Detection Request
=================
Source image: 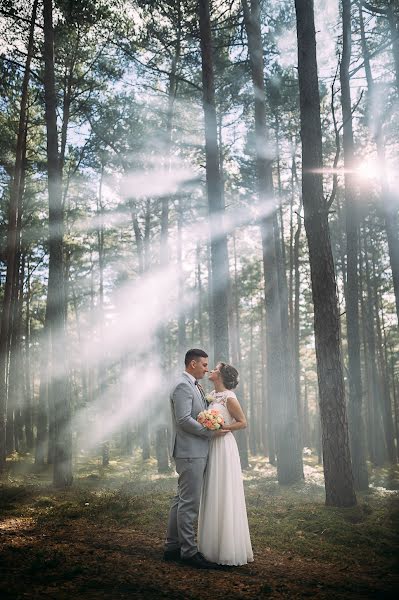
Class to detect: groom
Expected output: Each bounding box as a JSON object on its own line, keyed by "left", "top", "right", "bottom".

{"left": 164, "top": 348, "right": 228, "bottom": 569}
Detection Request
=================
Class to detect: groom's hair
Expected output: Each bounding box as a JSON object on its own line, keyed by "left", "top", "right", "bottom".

{"left": 185, "top": 348, "right": 208, "bottom": 366}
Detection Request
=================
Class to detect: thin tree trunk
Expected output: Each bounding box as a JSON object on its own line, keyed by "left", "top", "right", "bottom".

{"left": 24, "top": 256, "right": 34, "bottom": 450}
{"left": 387, "top": 3, "right": 399, "bottom": 93}
{"left": 371, "top": 240, "right": 396, "bottom": 462}
{"left": 231, "top": 235, "right": 249, "bottom": 467}
{"left": 0, "top": 0, "right": 38, "bottom": 470}
{"left": 358, "top": 232, "right": 373, "bottom": 461}
{"left": 249, "top": 317, "right": 257, "bottom": 455}
{"left": 196, "top": 243, "right": 204, "bottom": 346}
{"left": 359, "top": 1, "right": 399, "bottom": 328}
{"left": 156, "top": 10, "right": 181, "bottom": 473}
{"left": 363, "top": 225, "right": 386, "bottom": 465}
{"left": 177, "top": 197, "right": 186, "bottom": 362}
{"left": 293, "top": 181, "right": 303, "bottom": 449}
{"left": 95, "top": 164, "right": 109, "bottom": 467}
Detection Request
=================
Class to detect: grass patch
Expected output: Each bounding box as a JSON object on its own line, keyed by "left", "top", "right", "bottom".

{"left": 1, "top": 453, "right": 398, "bottom": 577}
{"left": 245, "top": 476, "right": 399, "bottom": 569}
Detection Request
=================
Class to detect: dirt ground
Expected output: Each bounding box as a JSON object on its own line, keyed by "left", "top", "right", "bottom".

{"left": 0, "top": 513, "right": 398, "bottom": 599}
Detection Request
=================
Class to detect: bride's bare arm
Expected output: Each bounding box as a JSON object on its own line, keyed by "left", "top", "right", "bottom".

{"left": 223, "top": 396, "right": 247, "bottom": 431}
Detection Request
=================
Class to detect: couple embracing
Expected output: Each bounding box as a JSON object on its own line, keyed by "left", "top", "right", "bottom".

{"left": 164, "top": 348, "right": 253, "bottom": 569}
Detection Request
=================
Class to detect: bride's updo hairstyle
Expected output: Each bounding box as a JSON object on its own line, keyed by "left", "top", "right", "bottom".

{"left": 218, "top": 362, "right": 239, "bottom": 390}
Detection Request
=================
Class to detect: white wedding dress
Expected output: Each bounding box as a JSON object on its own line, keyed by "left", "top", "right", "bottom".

{"left": 198, "top": 390, "right": 254, "bottom": 566}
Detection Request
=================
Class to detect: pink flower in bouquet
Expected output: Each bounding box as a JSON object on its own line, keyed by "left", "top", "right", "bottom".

{"left": 197, "top": 409, "right": 224, "bottom": 430}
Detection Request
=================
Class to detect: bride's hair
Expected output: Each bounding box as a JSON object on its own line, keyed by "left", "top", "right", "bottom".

{"left": 218, "top": 362, "right": 239, "bottom": 390}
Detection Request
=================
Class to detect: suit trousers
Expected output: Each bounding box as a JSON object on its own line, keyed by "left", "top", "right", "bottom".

{"left": 165, "top": 457, "right": 207, "bottom": 559}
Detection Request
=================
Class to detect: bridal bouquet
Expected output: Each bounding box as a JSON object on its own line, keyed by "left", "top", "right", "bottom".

{"left": 197, "top": 409, "right": 224, "bottom": 430}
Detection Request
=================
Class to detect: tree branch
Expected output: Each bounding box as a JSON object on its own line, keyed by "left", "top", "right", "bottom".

{"left": 361, "top": 1, "right": 388, "bottom": 16}
{"left": 0, "top": 56, "right": 42, "bottom": 82}
{"left": 112, "top": 41, "right": 202, "bottom": 93}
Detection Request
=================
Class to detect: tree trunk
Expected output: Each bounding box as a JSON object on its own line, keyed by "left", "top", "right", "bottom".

{"left": 198, "top": 0, "right": 230, "bottom": 362}
{"left": 295, "top": 0, "right": 356, "bottom": 506}
{"left": 97, "top": 166, "right": 109, "bottom": 467}
{"left": 24, "top": 256, "right": 34, "bottom": 450}
{"left": 340, "top": 0, "right": 369, "bottom": 490}
{"left": 43, "top": 0, "right": 72, "bottom": 488}
{"left": 231, "top": 235, "right": 249, "bottom": 467}
{"left": 358, "top": 241, "right": 373, "bottom": 461}
{"left": 196, "top": 243, "right": 204, "bottom": 346}
{"left": 362, "top": 225, "right": 386, "bottom": 465}
{"left": 242, "top": 0, "right": 303, "bottom": 483}
{"left": 249, "top": 318, "right": 257, "bottom": 455}
{"left": 359, "top": 2, "right": 399, "bottom": 328}
{"left": 293, "top": 184, "right": 303, "bottom": 449}
{"left": 177, "top": 197, "right": 186, "bottom": 362}
{"left": 387, "top": 2, "right": 399, "bottom": 94}
{"left": 0, "top": 0, "right": 38, "bottom": 470}
{"left": 371, "top": 239, "right": 396, "bottom": 462}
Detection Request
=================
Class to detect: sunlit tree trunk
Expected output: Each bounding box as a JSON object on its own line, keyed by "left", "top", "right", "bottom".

{"left": 358, "top": 236, "right": 373, "bottom": 460}
{"left": 295, "top": 0, "right": 356, "bottom": 506}
{"left": 177, "top": 197, "right": 186, "bottom": 361}
{"left": 293, "top": 176, "right": 303, "bottom": 449}
{"left": 248, "top": 317, "right": 257, "bottom": 455}
{"left": 371, "top": 240, "right": 396, "bottom": 462}
{"left": 359, "top": 2, "right": 399, "bottom": 328}
{"left": 340, "top": 0, "right": 369, "bottom": 490}
{"left": 43, "top": 0, "right": 72, "bottom": 488}
{"left": 0, "top": 0, "right": 38, "bottom": 471}
{"left": 386, "top": 2, "right": 399, "bottom": 93}
{"left": 231, "top": 235, "right": 249, "bottom": 467}
{"left": 35, "top": 305, "right": 49, "bottom": 466}
{"left": 24, "top": 256, "right": 34, "bottom": 450}
{"left": 196, "top": 243, "right": 204, "bottom": 346}
{"left": 141, "top": 199, "right": 152, "bottom": 461}
{"left": 8, "top": 256, "right": 22, "bottom": 453}
{"left": 362, "top": 225, "right": 386, "bottom": 465}
{"left": 260, "top": 307, "right": 268, "bottom": 457}
{"left": 95, "top": 164, "right": 109, "bottom": 467}
{"left": 242, "top": 0, "right": 303, "bottom": 482}
{"left": 390, "top": 353, "right": 399, "bottom": 460}
{"left": 155, "top": 7, "right": 182, "bottom": 473}
{"left": 198, "top": 0, "right": 230, "bottom": 362}
{"left": 303, "top": 372, "right": 310, "bottom": 447}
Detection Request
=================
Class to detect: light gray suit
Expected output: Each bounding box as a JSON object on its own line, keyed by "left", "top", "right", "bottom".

{"left": 165, "top": 372, "right": 214, "bottom": 559}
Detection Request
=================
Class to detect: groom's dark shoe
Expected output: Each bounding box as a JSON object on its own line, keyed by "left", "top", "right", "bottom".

{"left": 163, "top": 549, "right": 181, "bottom": 562}
{"left": 180, "top": 552, "right": 221, "bottom": 569}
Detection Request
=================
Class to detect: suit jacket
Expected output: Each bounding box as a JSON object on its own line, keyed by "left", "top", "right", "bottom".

{"left": 169, "top": 372, "right": 213, "bottom": 458}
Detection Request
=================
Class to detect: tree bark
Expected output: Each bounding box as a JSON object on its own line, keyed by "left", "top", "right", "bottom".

{"left": 359, "top": 1, "right": 399, "bottom": 328}
{"left": 0, "top": 0, "right": 38, "bottom": 470}
{"left": 340, "top": 0, "right": 369, "bottom": 490}
{"left": 362, "top": 225, "right": 386, "bottom": 464}
{"left": 24, "top": 256, "right": 34, "bottom": 450}
{"left": 295, "top": 0, "right": 356, "bottom": 506}
{"left": 198, "top": 0, "right": 230, "bottom": 362}
{"left": 242, "top": 0, "right": 303, "bottom": 482}
{"left": 43, "top": 0, "right": 72, "bottom": 488}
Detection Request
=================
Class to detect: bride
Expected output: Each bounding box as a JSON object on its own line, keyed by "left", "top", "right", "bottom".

{"left": 198, "top": 362, "right": 253, "bottom": 566}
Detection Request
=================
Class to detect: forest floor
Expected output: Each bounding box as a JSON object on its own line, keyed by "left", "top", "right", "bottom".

{"left": 0, "top": 452, "right": 398, "bottom": 599}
